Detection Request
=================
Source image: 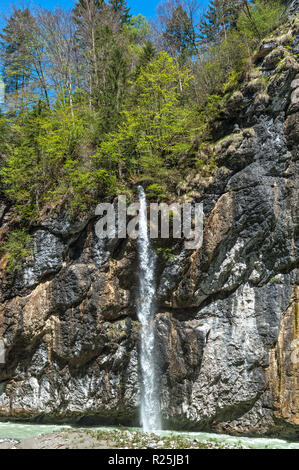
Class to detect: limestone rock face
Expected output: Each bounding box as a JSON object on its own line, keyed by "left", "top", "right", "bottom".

{"left": 0, "top": 6, "right": 298, "bottom": 437}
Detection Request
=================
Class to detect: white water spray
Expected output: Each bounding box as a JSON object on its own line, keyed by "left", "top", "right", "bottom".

{"left": 137, "top": 186, "right": 161, "bottom": 432}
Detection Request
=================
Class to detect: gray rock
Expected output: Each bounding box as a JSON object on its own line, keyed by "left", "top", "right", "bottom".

{"left": 23, "top": 230, "right": 65, "bottom": 287}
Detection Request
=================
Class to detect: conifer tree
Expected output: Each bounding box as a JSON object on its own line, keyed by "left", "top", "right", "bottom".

{"left": 139, "top": 42, "right": 156, "bottom": 68}
{"left": 199, "top": 0, "right": 240, "bottom": 45}
{"left": 0, "top": 9, "right": 34, "bottom": 111}
{"left": 109, "top": 0, "right": 131, "bottom": 26}
{"left": 164, "top": 5, "right": 197, "bottom": 57}
{"left": 73, "top": 0, "right": 105, "bottom": 19}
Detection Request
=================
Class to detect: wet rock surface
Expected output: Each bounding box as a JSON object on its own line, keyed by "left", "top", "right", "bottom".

{"left": 0, "top": 5, "right": 298, "bottom": 438}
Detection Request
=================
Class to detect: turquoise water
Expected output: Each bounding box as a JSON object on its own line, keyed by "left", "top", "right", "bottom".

{"left": 0, "top": 422, "right": 72, "bottom": 440}
{"left": 159, "top": 429, "right": 299, "bottom": 450}
{"left": 0, "top": 422, "right": 298, "bottom": 449}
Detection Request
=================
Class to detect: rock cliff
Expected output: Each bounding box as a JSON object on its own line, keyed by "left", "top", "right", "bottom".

{"left": 0, "top": 2, "right": 298, "bottom": 438}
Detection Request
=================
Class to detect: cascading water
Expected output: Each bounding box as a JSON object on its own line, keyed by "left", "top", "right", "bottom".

{"left": 137, "top": 186, "right": 161, "bottom": 432}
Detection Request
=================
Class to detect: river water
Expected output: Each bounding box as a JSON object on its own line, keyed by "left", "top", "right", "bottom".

{"left": 0, "top": 422, "right": 298, "bottom": 449}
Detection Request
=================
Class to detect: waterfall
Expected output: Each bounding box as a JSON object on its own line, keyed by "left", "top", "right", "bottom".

{"left": 137, "top": 186, "right": 161, "bottom": 432}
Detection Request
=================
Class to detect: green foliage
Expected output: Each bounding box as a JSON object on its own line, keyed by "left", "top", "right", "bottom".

{"left": 63, "top": 162, "right": 116, "bottom": 211}
{"left": 135, "top": 41, "right": 156, "bottom": 75}
{"left": 96, "top": 52, "right": 194, "bottom": 179}
{"left": 0, "top": 102, "right": 116, "bottom": 217}
{"left": 0, "top": 0, "right": 291, "bottom": 248}
{"left": 237, "top": 1, "right": 284, "bottom": 42}
{"left": 124, "top": 15, "right": 151, "bottom": 44}
{"left": 204, "top": 94, "right": 224, "bottom": 121}
{"left": 0, "top": 111, "right": 9, "bottom": 154}
{"left": 194, "top": 156, "right": 217, "bottom": 176}
{"left": 0, "top": 9, "right": 34, "bottom": 108}
{"left": 94, "top": 32, "right": 132, "bottom": 137}
{"left": 192, "top": 33, "right": 247, "bottom": 107}
{"left": 193, "top": 0, "right": 284, "bottom": 108}
{"left": 2, "top": 228, "right": 33, "bottom": 272}
{"left": 157, "top": 247, "right": 176, "bottom": 261}
{"left": 163, "top": 5, "right": 197, "bottom": 58}
{"left": 109, "top": 0, "right": 131, "bottom": 25}
{"left": 199, "top": 0, "right": 240, "bottom": 46}
{"left": 146, "top": 184, "right": 167, "bottom": 201}
{"left": 223, "top": 70, "right": 240, "bottom": 93}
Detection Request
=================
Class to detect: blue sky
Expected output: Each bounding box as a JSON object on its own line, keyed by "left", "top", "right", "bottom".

{"left": 0, "top": 0, "right": 209, "bottom": 21}
{"left": 0, "top": 1, "right": 158, "bottom": 19}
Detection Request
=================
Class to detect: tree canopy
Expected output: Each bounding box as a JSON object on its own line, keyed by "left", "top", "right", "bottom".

{"left": 0, "top": 0, "right": 285, "bottom": 223}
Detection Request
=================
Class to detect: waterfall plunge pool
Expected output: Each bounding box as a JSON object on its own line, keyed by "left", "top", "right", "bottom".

{"left": 0, "top": 422, "right": 298, "bottom": 449}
